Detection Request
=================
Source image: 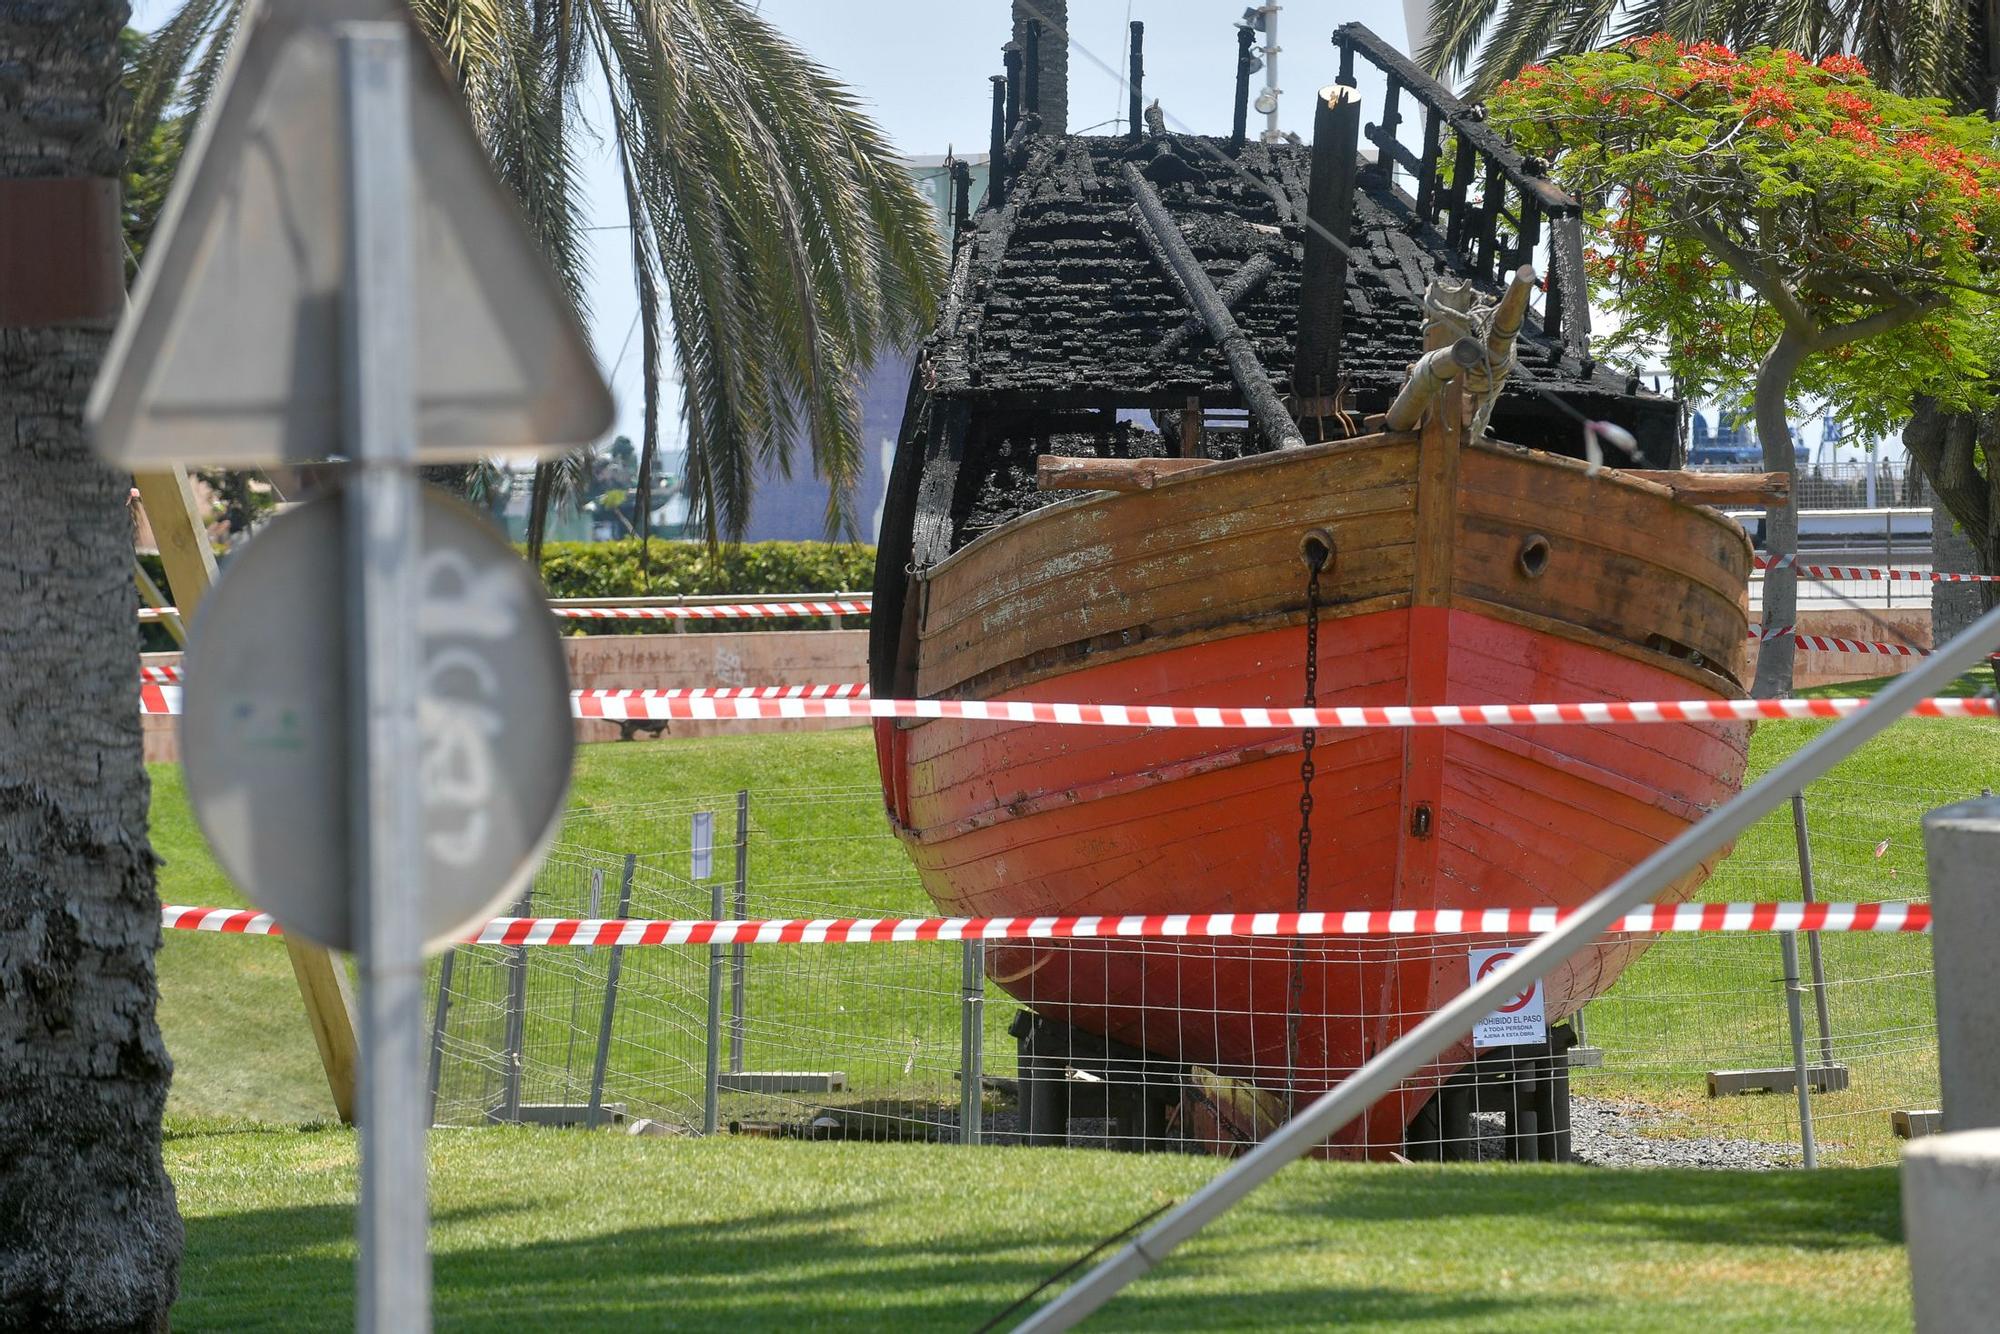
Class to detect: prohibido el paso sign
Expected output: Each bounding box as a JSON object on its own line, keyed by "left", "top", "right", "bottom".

{"left": 1468, "top": 947, "right": 1549, "bottom": 1050}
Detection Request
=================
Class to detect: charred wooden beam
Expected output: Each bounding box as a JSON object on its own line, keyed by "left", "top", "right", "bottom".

{"left": 1156, "top": 252, "right": 1275, "bottom": 358}
{"left": 1036, "top": 456, "right": 1215, "bottom": 492}
{"left": 1414, "top": 108, "right": 1442, "bottom": 220}
{"left": 1443, "top": 133, "right": 1476, "bottom": 251}
{"left": 1619, "top": 470, "right": 1792, "bottom": 506}
{"left": 1333, "top": 22, "right": 1573, "bottom": 215}
{"left": 1180, "top": 395, "right": 1203, "bottom": 458}
{"left": 1291, "top": 84, "right": 1362, "bottom": 432}
{"left": 1378, "top": 76, "right": 1403, "bottom": 166}
{"left": 1475, "top": 160, "right": 1503, "bottom": 273}
{"left": 1511, "top": 164, "right": 1545, "bottom": 271}
{"left": 1004, "top": 44, "right": 1022, "bottom": 132}
{"left": 987, "top": 76, "right": 1008, "bottom": 208}
{"left": 950, "top": 159, "right": 971, "bottom": 247}
{"left": 1231, "top": 26, "right": 1256, "bottom": 153}
{"left": 1023, "top": 22, "right": 1042, "bottom": 118}
{"left": 1012, "top": 6, "right": 1065, "bottom": 133}
{"left": 1128, "top": 21, "right": 1144, "bottom": 140}
{"left": 1545, "top": 210, "right": 1591, "bottom": 356}
{"left": 1121, "top": 160, "right": 1305, "bottom": 451}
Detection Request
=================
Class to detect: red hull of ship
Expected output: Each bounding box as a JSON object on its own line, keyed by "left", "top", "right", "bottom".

{"left": 875, "top": 607, "right": 1745, "bottom": 1153}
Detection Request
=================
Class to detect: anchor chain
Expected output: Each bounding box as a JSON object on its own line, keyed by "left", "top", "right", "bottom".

{"left": 1286, "top": 541, "right": 1327, "bottom": 1106}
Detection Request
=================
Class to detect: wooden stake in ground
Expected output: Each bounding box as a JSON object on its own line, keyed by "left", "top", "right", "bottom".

{"left": 134, "top": 467, "right": 361, "bottom": 1124}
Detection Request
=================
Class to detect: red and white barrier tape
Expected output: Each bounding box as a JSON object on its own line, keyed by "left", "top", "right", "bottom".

{"left": 160, "top": 901, "right": 1932, "bottom": 942}
{"left": 135, "top": 669, "right": 864, "bottom": 695}
{"left": 551, "top": 599, "right": 870, "bottom": 620}
{"left": 141, "top": 596, "right": 870, "bottom": 624}
{"left": 1757, "top": 554, "right": 2000, "bottom": 584}
{"left": 135, "top": 684, "right": 1999, "bottom": 726}
{"left": 1750, "top": 625, "right": 1931, "bottom": 658}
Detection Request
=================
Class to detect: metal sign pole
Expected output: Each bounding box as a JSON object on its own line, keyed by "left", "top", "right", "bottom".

{"left": 339, "top": 24, "right": 430, "bottom": 1332}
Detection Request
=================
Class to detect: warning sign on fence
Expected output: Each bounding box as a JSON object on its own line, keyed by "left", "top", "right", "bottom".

{"left": 1469, "top": 947, "right": 1547, "bottom": 1050}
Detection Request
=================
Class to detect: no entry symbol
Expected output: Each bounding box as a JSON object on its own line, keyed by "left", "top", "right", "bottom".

{"left": 1475, "top": 949, "right": 1536, "bottom": 1013}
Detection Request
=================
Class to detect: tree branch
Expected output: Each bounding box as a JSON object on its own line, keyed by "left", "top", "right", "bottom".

{"left": 1678, "top": 208, "right": 1814, "bottom": 332}
{"left": 1816, "top": 292, "right": 1949, "bottom": 349}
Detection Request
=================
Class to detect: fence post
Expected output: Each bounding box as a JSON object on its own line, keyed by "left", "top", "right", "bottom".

{"left": 960, "top": 939, "right": 985, "bottom": 1145}
{"left": 500, "top": 885, "right": 532, "bottom": 1123}
{"left": 705, "top": 872, "right": 724, "bottom": 1135}
{"left": 1790, "top": 791, "right": 1837, "bottom": 1065}
{"left": 730, "top": 789, "right": 748, "bottom": 1076}
{"left": 1886, "top": 507, "right": 1895, "bottom": 608}
{"left": 587, "top": 854, "right": 638, "bottom": 1130}
{"left": 425, "top": 950, "right": 455, "bottom": 1126}
{"left": 1925, "top": 795, "right": 2000, "bottom": 1131}
{"left": 1779, "top": 930, "right": 1819, "bottom": 1168}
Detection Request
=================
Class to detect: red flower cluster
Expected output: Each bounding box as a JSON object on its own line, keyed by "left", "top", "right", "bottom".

{"left": 1817, "top": 53, "right": 1868, "bottom": 79}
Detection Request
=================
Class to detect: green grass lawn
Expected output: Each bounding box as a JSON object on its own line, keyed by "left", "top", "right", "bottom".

{"left": 165, "top": 1121, "right": 1910, "bottom": 1331}
{"left": 149, "top": 679, "right": 1985, "bottom": 1327}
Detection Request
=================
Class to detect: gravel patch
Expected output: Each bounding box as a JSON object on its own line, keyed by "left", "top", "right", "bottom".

{"left": 1561, "top": 1096, "right": 1800, "bottom": 1170}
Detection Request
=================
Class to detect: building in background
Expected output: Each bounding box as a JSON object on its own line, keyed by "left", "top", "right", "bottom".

{"left": 739, "top": 154, "right": 988, "bottom": 543}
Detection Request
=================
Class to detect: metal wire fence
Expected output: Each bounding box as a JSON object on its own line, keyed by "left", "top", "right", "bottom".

{"left": 426, "top": 772, "right": 1975, "bottom": 1165}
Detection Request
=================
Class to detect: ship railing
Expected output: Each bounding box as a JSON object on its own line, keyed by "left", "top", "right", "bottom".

{"left": 1332, "top": 23, "right": 1591, "bottom": 364}
{"left": 1019, "top": 597, "right": 2000, "bottom": 1331}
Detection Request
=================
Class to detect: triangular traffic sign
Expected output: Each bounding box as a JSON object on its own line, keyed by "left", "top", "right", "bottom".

{"left": 87, "top": 0, "right": 613, "bottom": 466}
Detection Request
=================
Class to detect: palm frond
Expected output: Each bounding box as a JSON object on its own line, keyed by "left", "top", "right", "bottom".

{"left": 132, "top": 0, "right": 956, "bottom": 548}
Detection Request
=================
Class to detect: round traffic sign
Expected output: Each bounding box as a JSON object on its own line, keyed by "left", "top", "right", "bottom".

{"left": 179, "top": 486, "right": 573, "bottom": 952}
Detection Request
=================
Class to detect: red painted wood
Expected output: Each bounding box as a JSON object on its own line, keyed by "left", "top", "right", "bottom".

{"left": 876, "top": 607, "right": 1748, "bottom": 1155}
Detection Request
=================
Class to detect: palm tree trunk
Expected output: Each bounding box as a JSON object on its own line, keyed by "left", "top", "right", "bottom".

{"left": 0, "top": 0, "right": 183, "bottom": 1326}
{"left": 1749, "top": 327, "right": 1811, "bottom": 697}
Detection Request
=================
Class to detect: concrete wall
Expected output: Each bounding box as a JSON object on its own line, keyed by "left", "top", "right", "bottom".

{"left": 1745, "top": 608, "right": 1934, "bottom": 689}
{"left": 142, "top": 628, "right": 870, "bottom": 764}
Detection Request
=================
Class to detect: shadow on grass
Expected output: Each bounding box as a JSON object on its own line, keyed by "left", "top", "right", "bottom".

{"left": 1267, "top": 1163, "right": 1903, "bottom": 1251}
{"left": 174, "top": 1203, "right": 1559, "bottom": 1331}
{"left": 175, "top": 1163, "right": 1896, "bottom": 1331}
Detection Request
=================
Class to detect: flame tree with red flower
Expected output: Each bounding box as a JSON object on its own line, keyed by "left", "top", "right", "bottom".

{"left": 1491, "top": 39, "right": 2000, "bottom": 694}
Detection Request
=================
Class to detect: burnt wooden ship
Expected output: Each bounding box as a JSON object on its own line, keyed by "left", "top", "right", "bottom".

{"left": 871, "top": 23, "right": 1760, "bottom": 1155}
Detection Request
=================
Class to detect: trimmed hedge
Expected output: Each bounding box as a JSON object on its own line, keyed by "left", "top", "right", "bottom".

{"left": 538, "top": 540, "right": 876, "bottom": 634}
{"left": 136, "top": 540, "right": 875, "bottom": 651}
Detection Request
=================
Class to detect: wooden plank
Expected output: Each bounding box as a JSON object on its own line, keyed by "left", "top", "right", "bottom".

{"left": 133, "top": 468, "right": 217, "bottom": 618}
{"left": 133, "top": 467, "right": 361, "bottom": 1124}
{"left": 1036, "top": 456, "right": 1215, "bottom": 491}
{"left": 918, "top": 446, "right": 1424, "bottom": 696}
{"left": 1619, "top": 469, "right": 1790, "bottom": 506}
{"left": 1411, "top": 379, "right": 1463, "bottom": 607}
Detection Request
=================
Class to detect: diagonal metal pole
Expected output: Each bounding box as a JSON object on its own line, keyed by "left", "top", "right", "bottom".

{"left": 1019, "top": 599, "right": 2000, "bottom": 1332}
